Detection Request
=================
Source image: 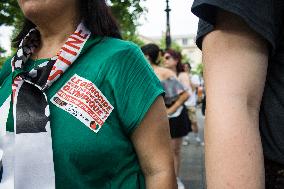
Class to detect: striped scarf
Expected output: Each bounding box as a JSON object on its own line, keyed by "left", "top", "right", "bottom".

{"left": 0, "top": 23, "right": 90, "bottom": 189}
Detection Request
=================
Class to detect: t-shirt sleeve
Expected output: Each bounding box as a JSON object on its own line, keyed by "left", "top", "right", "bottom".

{"left": 191, "top": 0, "right": 276, "bottom": 51}
{"left": 111, "top": 43, "right": 165, "bottom": 135}
{"left": 0, "top": 58, "right": 12, "bottom": 86}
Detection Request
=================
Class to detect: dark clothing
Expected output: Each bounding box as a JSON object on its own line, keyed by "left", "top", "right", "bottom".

{"left": 265, "top": 158, "right": 284, "bottom": 189}
{"left": 169, "top": 107, "right": 191, "bottom": 138}
{"left": 192, "top": 0, "right": 283, "bottom": 52}
{"left": 160, "top": 77, "right": 191, "bottom": 138}
{"left": 201, "top": 95, "right": 206, "bottom": 116}
{"left": 191, "top": 0, "right": 284, "bottom": 167}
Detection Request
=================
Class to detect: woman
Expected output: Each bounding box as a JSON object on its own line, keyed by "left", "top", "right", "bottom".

{"left": 162, "top": 49, "right": 192, "bottom": 188}
{"left": 141, "top": 44, "right": 191, "bottom": 189}
{"left": 0, "top": 1, "right": 176, "bottom": 189}
{"left": 183, "top": 62, "right": 203, "bottom": 145}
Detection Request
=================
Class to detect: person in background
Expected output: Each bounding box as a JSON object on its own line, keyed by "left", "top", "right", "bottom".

{"left": 0, "top": 1, "right": 177, "bottom": 188}
{"left": 191, "top": 0, "right": 284, "bottom": 188}
{"left": 142, "top": 44, "right": 191, "bottom": 189}
{"left": 183, "top": 62, "right": 203, "bottom": 145}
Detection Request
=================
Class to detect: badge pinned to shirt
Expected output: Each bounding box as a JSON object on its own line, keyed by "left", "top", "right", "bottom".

{"left": 51, "top": 74, "right": 114, "bottom": 133}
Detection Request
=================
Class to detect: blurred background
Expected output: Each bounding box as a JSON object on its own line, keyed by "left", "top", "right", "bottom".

{"left": 0, "top": 0, "right": 202, "bottom": 74}
{"left": 0, "top": 2, "right": 205, "bottom": 188}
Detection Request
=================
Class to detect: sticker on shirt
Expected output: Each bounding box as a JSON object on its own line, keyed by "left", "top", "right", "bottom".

{"left": 51, "top": 74, "right": 114, "bottom": 133}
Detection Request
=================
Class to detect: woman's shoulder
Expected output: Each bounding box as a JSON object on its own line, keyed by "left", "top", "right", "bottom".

{"left": 83, "top": 36, "right": 144, "bottom": 68}
{"left": 100, "top": 37, "right": 141, "bottom": 54}
{"left": 178, "top": 72, "right": 188, "bottom": 78}
{"left": 86, "top": 36, "right": 143, "bottom": 64}
{"left": 156, "top": 67, "right": 176, "bottom": 80}
{"left": 0, "top": 58, "right": 12, "bottom": 85}
{"left": 0, "top": 58, "right": 12, "bottom": 75}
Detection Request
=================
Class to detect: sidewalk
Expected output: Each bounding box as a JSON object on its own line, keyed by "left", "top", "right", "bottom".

{"left": 180, "top": 108, "right": 206, "bottom": 189}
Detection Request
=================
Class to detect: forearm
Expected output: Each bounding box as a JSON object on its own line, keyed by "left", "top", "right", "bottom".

{"left": 131, "top": 96, "right": 177, "bottom": 189}
{"left": 205, "top": 100, "right": 264, "bottom": 189}
{"left": 167, "top": 102, "right": 182, "bottom": 115}
{"left": 167, "top": 92, "right": 189, "bottom": 115}
{"left": 145, "top": 170, "right": 177, "bottom": 189}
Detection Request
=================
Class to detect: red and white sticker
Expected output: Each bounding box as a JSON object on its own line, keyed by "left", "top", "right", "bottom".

{"left": 51, "top": 74, "right": 114, "bottom": 133}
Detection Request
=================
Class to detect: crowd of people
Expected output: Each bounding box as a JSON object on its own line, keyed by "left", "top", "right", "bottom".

{"left": 3, "top": 0, "right": 283, "bottom": 188}
{"left": 141, "top": 43, "right": 204, "bottom": 189}
{"left": 0, "top": 1, "right": 204, "bottom": 189}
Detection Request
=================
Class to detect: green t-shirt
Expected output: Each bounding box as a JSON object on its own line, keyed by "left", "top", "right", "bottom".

{"left": 0, "top": 36, "right": 164, "bottom": 189}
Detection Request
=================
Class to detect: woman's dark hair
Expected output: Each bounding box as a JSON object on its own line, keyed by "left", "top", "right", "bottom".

{"left": 183, "top": 62, "right": 191, "bottom": 70}
{"left": 141, "top": 43, "right": 160, "bottom": 65}
{"left": 165, "top": 49, "right": 184, "bottom": 74}
{"left": 13, "top": 0, "right": 121, "bottom": 47}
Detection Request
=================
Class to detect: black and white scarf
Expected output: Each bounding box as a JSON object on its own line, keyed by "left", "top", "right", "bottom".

{"left": 0, "top": 23, "right": 90, "bottom": 189}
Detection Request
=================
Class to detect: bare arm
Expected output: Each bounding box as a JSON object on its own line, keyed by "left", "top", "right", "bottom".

{"left": 131, "top": 96, "right": 177, "bottom": 189}
{"left": 166, "top": 91, "right": 189, "bottom": 115}
{"left": 203, "top": 10, "right": 268, "bottom": 189}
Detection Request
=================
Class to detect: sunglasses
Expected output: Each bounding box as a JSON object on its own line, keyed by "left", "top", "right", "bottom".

{"left": 164, "top": 55, "right": 172, "bottom": 60}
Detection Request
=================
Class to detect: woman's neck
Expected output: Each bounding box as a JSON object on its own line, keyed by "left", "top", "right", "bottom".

{"left": 168, "top": 66, "right": 177, "bottom": 74}
{"left": 31, "top": 15, "right": 79, "bottom": 60}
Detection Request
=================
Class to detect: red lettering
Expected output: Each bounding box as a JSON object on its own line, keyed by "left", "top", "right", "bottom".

{"left": 96, "top": 109, "right": 103, "bottom": 117}
{"left": 63, "top": 85, "right": 70, "bottom": 92}
{"left": 80, "top": 82, "right": 87, "bottom": 87}
{"left": 72, "top": 90, "right": 85, "bottom": 99}
{"left": 103, "top": 101, "right": 109, "bottom": 107}
{"left": 82, "top": 95, "right": 90, "bottom": 103}
{"left": 86, "top": 83, "right": 93, "bottom": 90}
{"left": 98, "top": 95, "right": 103, "bottom": 103}
{"left": 65, "top": 36, "right": 84, "bottom": 50}
{"left": 71, "top": 77, "right": 81, "bottom": 84}
{"left": 58, "top": 55, "right": 71, "bottom": 65}
{"left": 61, "top": 47, "right": 77, "bottom": 56}
{"left": 106, "top": 106, "right": 112, "bottom": 112}
{"left": 48, "top": 68, "right": 63, "bottom": 81}
{"left": 90, "top": 86, "right": 96, "bottom": 93}
{"left": 94, "top": 91, "right": 100, "bottom": 98}
{"left": 74, "top": 30, "right": 88, "bottom": 39}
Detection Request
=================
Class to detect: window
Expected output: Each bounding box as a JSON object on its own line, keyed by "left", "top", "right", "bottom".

{"left": 182, "top": 38, "right": 188, "bottom": 46}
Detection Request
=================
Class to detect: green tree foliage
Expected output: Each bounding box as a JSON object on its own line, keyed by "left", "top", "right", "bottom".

{"left": 0, "top": 46, "right": 7, "bottom": 68}
{"left": 192, "top": 62, "right": 204, "bottom": 75}
{"left": 0, "top": 0, "right": 146, "bottom": 67}
{"left": 0, "top": 0, "right": 145, "bottom": 43}
{"left": 0, "top": 0, "right": 22, "bottom": 26}
{"left": 110, "top": 0, "right": 146, "bottom": 44}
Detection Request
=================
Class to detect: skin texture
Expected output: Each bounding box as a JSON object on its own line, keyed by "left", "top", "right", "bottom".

{"left": 131, "top": 96, "right": 177, "bottom": 189}
{"left": 18, "top": 0, "right": 80, "bottom": 59}
{"left": 202, "top": 10, "right": 268, "bottom": 189}
{"left": 162, "top": 53, "right": 190, "bottom": 179}
{"left": 17, "top": 1, "right": 177, "bottom": 188}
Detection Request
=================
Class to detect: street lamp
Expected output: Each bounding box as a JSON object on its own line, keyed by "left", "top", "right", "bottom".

{"left": 165, "top": 0, "right": 171, "bottom": 50}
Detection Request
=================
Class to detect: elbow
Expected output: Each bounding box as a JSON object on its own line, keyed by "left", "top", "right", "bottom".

{"left": 246, "top": 94, "right": 262, "bottom": 117}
